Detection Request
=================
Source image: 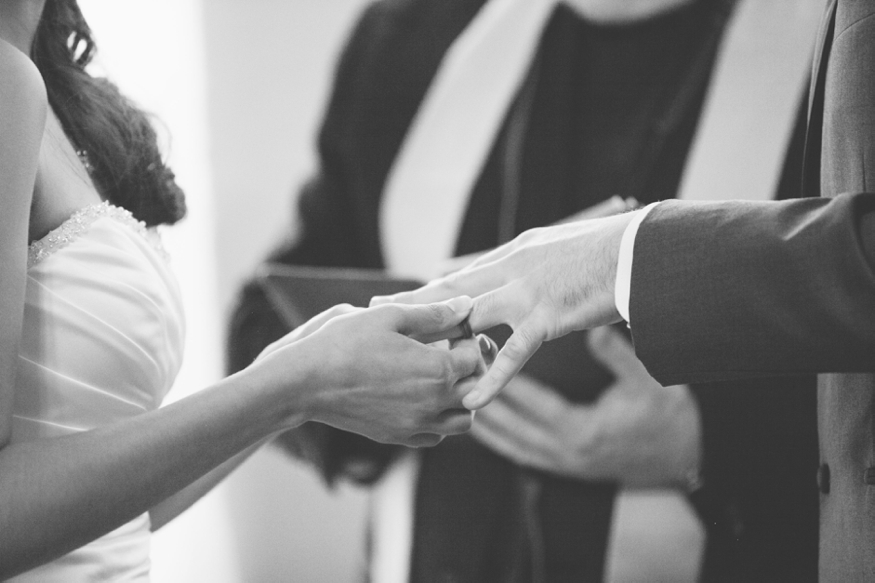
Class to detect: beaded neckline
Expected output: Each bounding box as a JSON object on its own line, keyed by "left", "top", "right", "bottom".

{"left": 28, "top": 202, "right": 167, "bottom": 269}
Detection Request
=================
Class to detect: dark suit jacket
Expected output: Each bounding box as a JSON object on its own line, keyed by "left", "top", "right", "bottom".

{"left": 228, "top": 0, "right": 818, "bottom": 580}
{"left": 630, "top": 1, "right": 875, "bottom": 580}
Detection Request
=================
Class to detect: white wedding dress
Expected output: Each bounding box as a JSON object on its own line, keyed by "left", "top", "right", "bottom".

{"left": 8, "top": 202, "right": 185, "bottom": 582}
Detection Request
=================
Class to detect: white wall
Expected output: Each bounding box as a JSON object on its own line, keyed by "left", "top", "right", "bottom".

{"left": 204, "top": 0, "right": 369, "bottom": 313}
{"left": 78, "top": 1, "right": 240, "bottom": 581}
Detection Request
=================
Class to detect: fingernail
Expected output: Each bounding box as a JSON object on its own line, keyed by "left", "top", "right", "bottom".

{"left": 463, "top": 390, "right": 480, "bottom": 410}
{"left": 444, "top": 295, "right": 472, "bottom": 315}
{"left": 478, "top": 335, "right": 496, "bottom": 357}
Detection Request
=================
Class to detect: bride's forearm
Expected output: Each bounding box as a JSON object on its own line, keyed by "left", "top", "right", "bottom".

{"left": 148, "top": 436, "right": 269, "bottom": 531}
{"left": 0, "top": 365, "right": 312, "bottom": 579}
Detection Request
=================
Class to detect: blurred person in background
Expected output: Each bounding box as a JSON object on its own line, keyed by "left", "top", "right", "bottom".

{"left": 228, "top": 0, "right": 820, "bottom": 581}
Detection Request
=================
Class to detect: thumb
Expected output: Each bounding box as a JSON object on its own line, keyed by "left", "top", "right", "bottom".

{"left": 388, "top": 296, "right": 474, "bottom": 343}
{"left": 586, "top": 326, "right": 640, "bottom": 374}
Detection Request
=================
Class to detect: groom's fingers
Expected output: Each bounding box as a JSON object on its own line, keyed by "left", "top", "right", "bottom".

{"left": 466, "top": 284, "right": 523, "bottom": 333}
{"left": 463, "top": 321, "right": 544, "bottom": 410}
{"left": 377, "top": 296, "right": 472, "bottom": 340}
{"left": 372, "top": 260, "right": 510, "bottom": 308}
{"left": 458, "top": 238, "right": 520, "bottom": 270}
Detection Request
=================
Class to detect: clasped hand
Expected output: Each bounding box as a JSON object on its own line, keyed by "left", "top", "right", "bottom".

{"left": 250, "top": 296, "right": 494, "bottom": 447}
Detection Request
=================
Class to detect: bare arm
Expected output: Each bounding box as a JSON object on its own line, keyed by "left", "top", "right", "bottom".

{"left": 1, "top": 297, "right": 482, "bottom": 578}
{"left": 150, "top": 304, "right": 367, "bottom": 530}
{"left": 148, "top": 440, "right": 266, "bottom": 531}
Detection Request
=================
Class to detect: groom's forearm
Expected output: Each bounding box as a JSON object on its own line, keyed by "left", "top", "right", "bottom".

{"left": 628, "top": 193, "right": 875, "bottom": 384}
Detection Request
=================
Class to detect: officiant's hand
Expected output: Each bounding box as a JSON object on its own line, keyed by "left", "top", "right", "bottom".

{"left": 250, "top": 296, "right": 490, "bottom": 447}
{"left": 373, "top": 210, "right": 640, "bottom": 409}
{"left": 472, "top": 327, "right": 701, "bottom": 489}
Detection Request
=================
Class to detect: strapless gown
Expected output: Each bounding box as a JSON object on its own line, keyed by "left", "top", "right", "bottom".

{"left": 8, "top": 202, "right": 185, "bottom": 582}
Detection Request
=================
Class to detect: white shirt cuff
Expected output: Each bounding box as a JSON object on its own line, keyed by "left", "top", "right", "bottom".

{"left": 615, "top": 202, "right": 661, "bottom": 323}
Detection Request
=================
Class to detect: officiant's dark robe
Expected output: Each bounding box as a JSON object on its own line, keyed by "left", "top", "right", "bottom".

{"left": 228, "top": 0, "right": 818, "bottom": 581}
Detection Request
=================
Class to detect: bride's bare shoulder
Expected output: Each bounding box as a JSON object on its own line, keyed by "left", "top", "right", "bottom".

{"left": 0, "top": 38, "right": 47, "bottom": 233}
{"left": 0, "top": 38, "right": 47, "bottom": 139}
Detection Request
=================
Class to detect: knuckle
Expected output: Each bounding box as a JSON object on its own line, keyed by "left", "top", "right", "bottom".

{"left": 372, "top": 302, "right": 399, "bottom": 316}
{"left": 428, "top": 352, "right": 452, "bottom": 382}
{"left": 441, "top": 271, "right": 463, "bottom": 291}
{"left": 326, "top": 303, "right": 356, "bottom": 319}
{"left": 517, "top": 226, "right": 543, "bottom": 245}
{"left": 370, "top": 302, "right": 404, "bottom": 325}
{"left": 505, "top": 331, "right": 534, "bottom": 361}
{"left": 327, "top": 305, "right": 360, "bottom": 326}
{"left": 424, "top": 302, "right": 448, "bottom": 324}
{"left": 474, "top": 292, "right": 495, "bottom": 316}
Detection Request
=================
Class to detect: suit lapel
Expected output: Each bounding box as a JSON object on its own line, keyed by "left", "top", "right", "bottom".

{"left": 806, "top": 0, "right": 837, "bottom": 121}
{"left": 801, "top": 0, "right": 837, "bottom": 198}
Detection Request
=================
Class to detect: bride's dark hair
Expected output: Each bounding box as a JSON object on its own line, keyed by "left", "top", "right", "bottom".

{"left": 32, "top": 0, "right": 186, "bottom": 227}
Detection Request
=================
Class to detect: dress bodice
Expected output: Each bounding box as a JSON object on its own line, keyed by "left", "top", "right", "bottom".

{"left": 9, "top": 202, "right": 185, "bottom": 582}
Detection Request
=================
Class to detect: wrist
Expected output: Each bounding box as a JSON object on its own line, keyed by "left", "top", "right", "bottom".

{"left": 615, "top": 203, "right": 660, "bottom": 322}
{"left": 238, "top": 342, "right": 317, "bottom": 433}
{"left": 591, "top": 211, "right": 639, "bottom": 323}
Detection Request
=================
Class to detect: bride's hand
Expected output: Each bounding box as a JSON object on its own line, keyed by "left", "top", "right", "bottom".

{"left": 255, "top": 303, "right": 362, "bottom": 361}
{"left": 248, "top": 297, "right": 488, "bottom": 447}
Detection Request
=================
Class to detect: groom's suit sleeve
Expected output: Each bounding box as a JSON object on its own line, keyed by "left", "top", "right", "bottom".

{"left": 628, "top": 192, "right": 875, "bottom": 580}
{"left": 629, "top": 192, "right": 875, "bottom": 384}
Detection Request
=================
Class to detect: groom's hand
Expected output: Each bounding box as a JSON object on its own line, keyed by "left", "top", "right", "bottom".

{"left": 373, "top": 210, "right": 639, "bottom": 409}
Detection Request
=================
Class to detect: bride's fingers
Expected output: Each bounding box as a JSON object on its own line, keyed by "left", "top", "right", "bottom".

{"left": 430, "top": 337, "right": 481, "bottom": 386}
{"left": 451, "top": 371, "right": 481, "bottom": 402}
{"left": 436, "top": 408, "right": 475, "bottom": 434}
